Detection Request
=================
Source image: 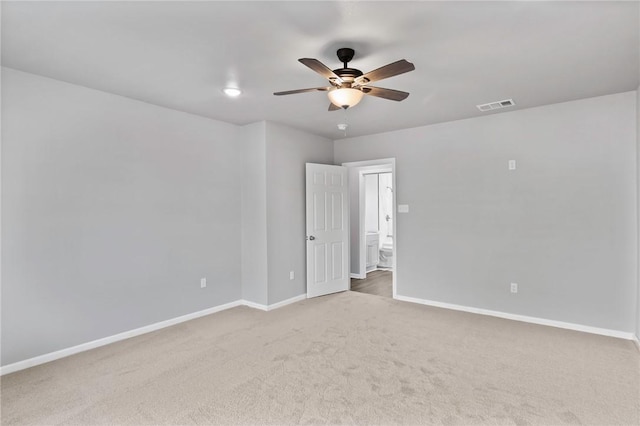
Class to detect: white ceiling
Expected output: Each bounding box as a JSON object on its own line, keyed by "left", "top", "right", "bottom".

{"left": 2, "top": 1, "right": 638, "bottom": 139}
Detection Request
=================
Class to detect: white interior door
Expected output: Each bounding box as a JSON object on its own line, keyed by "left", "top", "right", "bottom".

{"left": 306, "top": 163, "right": 349, "bottom": 298}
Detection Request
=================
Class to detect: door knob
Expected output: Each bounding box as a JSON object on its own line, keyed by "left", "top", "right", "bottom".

{"left": 307, "top": 235, "right": 316, "bottom": 241}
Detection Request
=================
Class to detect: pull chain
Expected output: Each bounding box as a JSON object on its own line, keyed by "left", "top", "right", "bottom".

{"left": 337, "top": 107, "right": 349, "bottom": 137}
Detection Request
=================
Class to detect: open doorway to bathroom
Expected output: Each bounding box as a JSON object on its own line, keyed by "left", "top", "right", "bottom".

{"left": 342, "top": 159, "right": 396, "bottom": 299}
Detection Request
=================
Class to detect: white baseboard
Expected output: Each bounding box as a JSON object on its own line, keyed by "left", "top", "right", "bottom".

{"left": 7, "top": 293, "right": 627, "bottom": 376}
{"left": 240, "top": 300, "right": 269, "bottom": 311}
{"left": 394, "top": 294, "right": 636, "bottom": 341}
{"left": 241, "top": 293, "right": 306, "bottom": 311}
{"left": 1, "top": 293, "right": 311, "bottom": 376}
{"left": 350, "top": 273, "right": 365, "bottom": 279}
{"left": 1, "top": 293, "right": 310, "bottom": 376}
{"left": 0, "top": 300, "right": 244, "bottom": 376}
{"left": 264, "top": 294, "right": 307, "bottom": 310}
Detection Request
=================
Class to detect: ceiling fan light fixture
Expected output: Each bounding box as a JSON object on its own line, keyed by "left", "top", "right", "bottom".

{"left": 328, "top": 88, "right": 364, "bottom": 109}
{"left": 223, "top": 87, "right": 242, "bottom": 97}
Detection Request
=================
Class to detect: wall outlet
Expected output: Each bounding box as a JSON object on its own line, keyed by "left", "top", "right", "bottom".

{"left": 508, "top": 160, "right": 517, "bottom": 170}
{"left": 510, "top": 282, "right": 518, "bottom": 293}
{"left": 289, "top": 271, "right": 295, "bottom": 280}
{"left": 200, "top": 278, "right": 207, "bottom": 288}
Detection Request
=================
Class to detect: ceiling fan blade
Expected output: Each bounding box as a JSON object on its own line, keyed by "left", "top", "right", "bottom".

{"left": 299, "top": 58, "right": 343, "bottom": 84}
{"left": 328, "top": 102, "right": 341, "bottom": 111}
{"left": 355, "top": 59, "right": 415, "bottom": 86}
{"left": 273, "top": 87, "right": 332, "bottom": 96}
{"left": 361, "top": 86, "right": 410, "bottom": 101}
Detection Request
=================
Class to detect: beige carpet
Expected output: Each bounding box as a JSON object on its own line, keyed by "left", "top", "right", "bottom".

{"left": 2, "top": 291, "right": 639, "bottom": 425}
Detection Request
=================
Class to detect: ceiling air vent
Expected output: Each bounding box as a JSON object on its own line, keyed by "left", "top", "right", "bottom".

{"left": 477, "top": 99, "right": 515, "bottom": 112}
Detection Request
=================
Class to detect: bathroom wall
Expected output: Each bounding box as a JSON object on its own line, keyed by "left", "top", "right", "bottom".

{"left": 364, "top": 174, "right": 379, "bottom": 233}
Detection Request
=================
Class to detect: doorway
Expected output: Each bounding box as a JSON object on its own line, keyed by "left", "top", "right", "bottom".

{"left": 342, "top": 159, "right": 396, "bottom": 299}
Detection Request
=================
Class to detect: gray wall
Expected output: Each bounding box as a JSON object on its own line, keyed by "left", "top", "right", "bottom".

{"left": 348, "top": 167, "right": 361, "bottom": 276}
{"left": 3, "top": 66, "right": 637, "bottom": 367}
{"left": 335, "top": 92, "right": 638, "bottom": 333}
{"left": 637, "top": 86, "right": 640, "bottom": 339}
{"left": 240, "top": 122, "right": 268, "bottom": 305}
{"left": 1, "top": 68, "right": 242, "bottom": 365}
{"left": 265, "top": 122, "right": 333, "bottom": 305}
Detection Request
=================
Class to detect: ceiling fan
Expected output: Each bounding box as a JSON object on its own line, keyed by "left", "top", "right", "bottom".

{"left": 274, "top": 48, "right": 415, "bottom": 111}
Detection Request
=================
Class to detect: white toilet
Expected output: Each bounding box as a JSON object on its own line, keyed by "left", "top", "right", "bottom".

{"left": 378, "top": 236, "right": 393, "bottom": 269}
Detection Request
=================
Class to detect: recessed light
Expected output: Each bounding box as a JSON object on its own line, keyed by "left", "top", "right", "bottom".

{"left": 223, "top": 87, "right": 242, "bottom": 97}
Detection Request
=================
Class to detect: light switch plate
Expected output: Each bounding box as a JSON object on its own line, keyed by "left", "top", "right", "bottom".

{"left": 398, "top": 204, "right": 409, "bottom": 213}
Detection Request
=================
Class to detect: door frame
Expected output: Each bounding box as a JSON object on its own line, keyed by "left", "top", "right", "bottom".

{"left": 342, "top": 158, "right": 397, "bottom": 298}
{"left": 359, "top": 167, "right": 393, "bottom": 277}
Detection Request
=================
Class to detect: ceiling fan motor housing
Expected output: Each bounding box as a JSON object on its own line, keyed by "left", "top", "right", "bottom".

{"left": 333, "top": 68, "right": 363, "bottom": 83}
{"left": 333, "top": 48, "right": 363, "bottom": 85}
